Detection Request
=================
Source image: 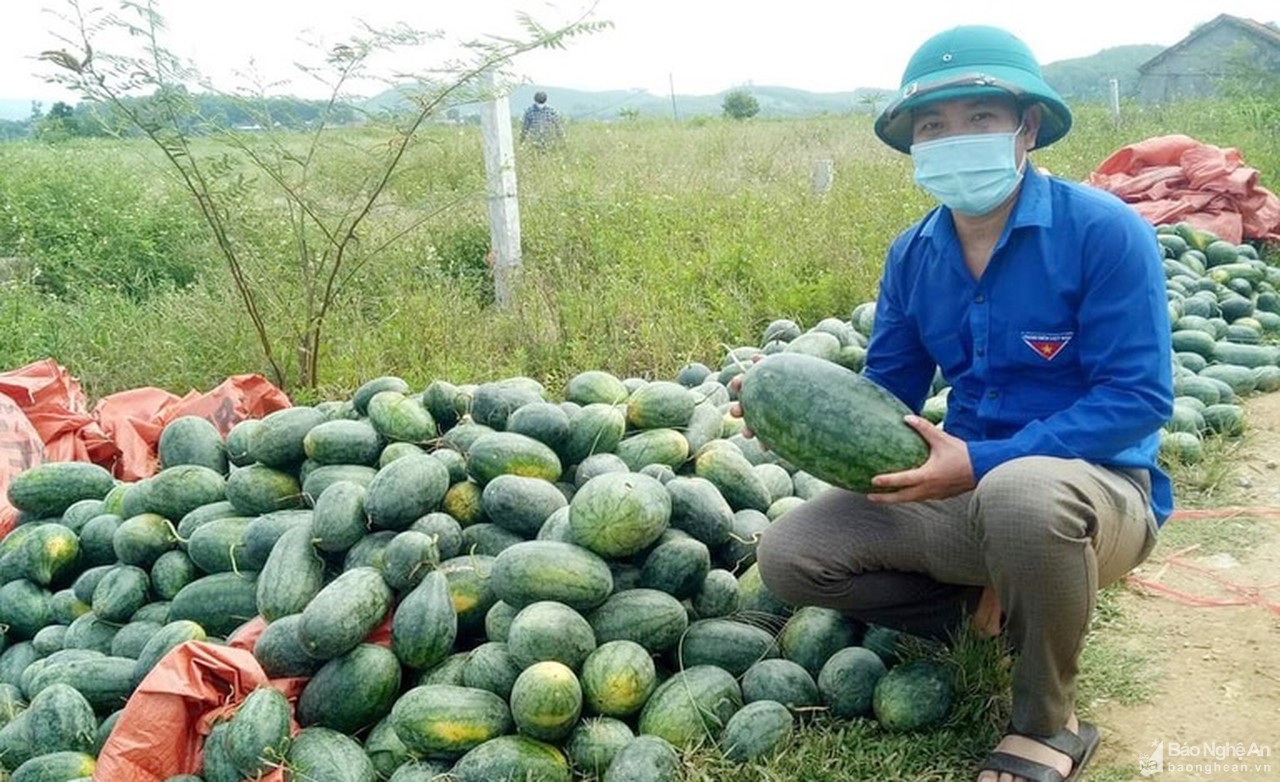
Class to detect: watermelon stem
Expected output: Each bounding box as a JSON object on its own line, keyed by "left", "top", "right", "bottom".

{"left": 162, "top": 517, "right": 188, "bottom": 546}
{"left": 720, "top": 342, "right": 754, "bottom": 374}
{"left": 728, "top": 612, "right": 786, "bottom": 634}
{"left": 727, "top": 610, "right": 788, "bottom": 634}
{"left": 675, "top": 640, "right": 728, "bottom": 745}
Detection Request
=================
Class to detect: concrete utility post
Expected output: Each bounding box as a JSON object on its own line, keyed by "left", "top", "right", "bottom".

{"left": 479, "top": 70, "right": 522, "bottom": 308}
{"left": 812, "top": 159, "right": 835, "bottom": 195}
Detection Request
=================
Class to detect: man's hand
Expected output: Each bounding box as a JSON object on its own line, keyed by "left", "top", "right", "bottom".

{"left": 726, "top": 356, "right": 763, "bottom": 440}
{"left": 726, "top": 401, "right": 753, "bottom": 439}
{"left": 868, "top": 415, "right": 975, "bottom": 503}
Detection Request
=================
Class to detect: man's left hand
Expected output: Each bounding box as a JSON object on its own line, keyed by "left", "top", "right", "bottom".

{"left": 868, "top": 415, "right": 976, "bottom": 503}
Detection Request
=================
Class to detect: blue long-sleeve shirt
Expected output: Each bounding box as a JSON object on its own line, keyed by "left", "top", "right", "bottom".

{"left": 864, "top": 165, "right": 1175, "bottom": 524}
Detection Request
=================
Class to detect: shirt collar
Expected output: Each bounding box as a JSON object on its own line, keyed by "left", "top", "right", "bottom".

{"left": 920, "top": 163, "right": 1053, "bottom": 246}
{"left": 1010, "top": 164, "right": 1052, "bottom": 230}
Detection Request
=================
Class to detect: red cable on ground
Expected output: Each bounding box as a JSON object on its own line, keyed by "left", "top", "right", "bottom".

{"left": 1123, "top": 575, "right": 1264, "bottom": 610}
{"left": 1168, "top": 506, "right": 1280, "bottom": 520}
{"left": 1123, "top": 508, "right": 1280, "bottom": 614}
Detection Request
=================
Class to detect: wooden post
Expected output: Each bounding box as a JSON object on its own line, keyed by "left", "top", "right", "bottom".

{"left": 479, "top": 70, "right": 522, "bottom": 308}
{"left": 1109, "top": 78, "right": 1121, "bottom": 123}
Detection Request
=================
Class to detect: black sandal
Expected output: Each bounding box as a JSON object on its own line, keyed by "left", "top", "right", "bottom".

{"left": 976, "top": 721, "right": 1100, "bottom": 782}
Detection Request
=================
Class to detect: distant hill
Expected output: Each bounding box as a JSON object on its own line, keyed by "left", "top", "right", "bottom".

{"left": 1, "top": 45, "right": 1176, "bottom": 127}
{"left": 366, "top": 51, "right": 1177, "bottom": 121}
{"left": 1042, "top": 44, "right": 1166, "bottom": 101}
{"left": 0, "top": 99, "right": 37, "bottom": 121}
{"left": 366, "top": 84, "right": 893, "bottom": 121}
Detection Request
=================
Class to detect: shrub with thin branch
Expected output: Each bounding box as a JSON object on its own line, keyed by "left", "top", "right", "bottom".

{"left": 42, "top": 0, "right": 609, "bottom": 390}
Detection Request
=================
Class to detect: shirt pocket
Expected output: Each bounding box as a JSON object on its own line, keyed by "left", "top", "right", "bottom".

{"left": 1005, "top": 326, "right": 1078, "bottom": 369}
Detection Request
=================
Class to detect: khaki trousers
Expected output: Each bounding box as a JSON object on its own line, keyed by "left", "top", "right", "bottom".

{"left": 756, "top": 456, "right": 1158, "bottom": 736}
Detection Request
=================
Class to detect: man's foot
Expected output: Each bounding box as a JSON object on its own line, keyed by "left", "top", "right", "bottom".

{"left": 972, "top": 585, "right": 1003, "bottom": 638}
{"left": 976, "top": 714, "right": 1095, "bottom": 782}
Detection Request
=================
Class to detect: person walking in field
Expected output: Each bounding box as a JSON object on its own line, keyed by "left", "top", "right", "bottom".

{"left": 738, "top": 25, "right": 1173, "bottom": 782}
{"left": 520, "top": 90, "right": 565, "bottom": 150}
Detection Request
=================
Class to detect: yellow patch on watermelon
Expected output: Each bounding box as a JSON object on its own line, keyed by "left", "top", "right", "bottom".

{"left": 45, "top": 536, "right": 77, "bottom": 563}
{"left": 443, "top": 482, "right": 484, "bottom": 526}
{"left": 599, "top": 672, "right": 645, "bottom": 709}
{"left": 428, "top": 721, "right": 496, "bottom": 744}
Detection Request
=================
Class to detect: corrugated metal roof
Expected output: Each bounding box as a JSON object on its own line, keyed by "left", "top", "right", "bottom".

{"left": 1139, "top": 13, "right": 1280, "bottom": 73}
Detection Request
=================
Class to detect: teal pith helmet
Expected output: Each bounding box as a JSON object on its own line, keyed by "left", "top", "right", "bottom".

{"left": 874, "top": 26, "right": 1072, "bottom": 154}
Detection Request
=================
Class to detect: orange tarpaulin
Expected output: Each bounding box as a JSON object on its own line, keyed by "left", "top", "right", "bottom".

{"left": 0, "top": 359, "right": 121, "bottom": 471}
{"left": 0, "top": 360, "right": 290, "bottom": 512}
{"left": 163, "top": 375, "right": 292, "bottom": 437}
{"left": 92, "top": 386, "right": 178, "bottom": 482}
{"left": 95, "top": 616, "right": 395, "bottom": 781}
{"left": 0, "top": 393, "right": 43, "bottom": 538}
{"left": 92, "top": 641, "right": 306, "bottom": 782}
{"left": 93, "top": 375, "right": 290, "bottom": 481}
{"left": 1089, "top": 134, "right": 1280, "bottom": 244}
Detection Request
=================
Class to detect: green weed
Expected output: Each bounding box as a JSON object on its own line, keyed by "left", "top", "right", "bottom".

{"left": 0, "top": 140, "right": 205, "bottom": 300}
{"left": 1, "top": 102, "right": 1276, "bottom": 399}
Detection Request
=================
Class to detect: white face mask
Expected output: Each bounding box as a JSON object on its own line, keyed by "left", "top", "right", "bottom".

{"left": 910, "top": 125, "right": 1027, "bottom": 216}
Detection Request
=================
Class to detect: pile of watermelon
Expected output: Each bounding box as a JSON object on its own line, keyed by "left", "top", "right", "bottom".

{"left": 1156, "top": 224, "right": 1280, "bottom": 464}
{"left": 0, "top": 358, "right": 948, "bottom": 781}
{"left": 0, "top": 222, "right": 1274, "bottom": 782}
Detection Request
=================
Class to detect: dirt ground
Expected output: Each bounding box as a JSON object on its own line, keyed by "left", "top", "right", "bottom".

{"left": 1091, "top": 393, "right": 1280, "bottom": 781}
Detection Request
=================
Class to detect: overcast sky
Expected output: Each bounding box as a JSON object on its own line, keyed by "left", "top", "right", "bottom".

{"left": 3, "top": 0, "right": 1278, "bottom": 105}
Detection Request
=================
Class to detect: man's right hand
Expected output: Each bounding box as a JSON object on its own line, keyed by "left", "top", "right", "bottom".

{"left": 726, "top": 354, "right": 764, "bottom": 440}
{"left": 727, "top": 394, "right": 753, "bottom": 440}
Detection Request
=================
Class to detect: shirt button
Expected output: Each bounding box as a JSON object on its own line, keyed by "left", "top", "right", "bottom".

{"left": 976, "top": 347, "right": 985, "bottom": 357}
{"left": 987, "top": 390, "right": 999, "bottom": 400}
{"left": 974, "top": 294, "right": 985, "bottom": 303}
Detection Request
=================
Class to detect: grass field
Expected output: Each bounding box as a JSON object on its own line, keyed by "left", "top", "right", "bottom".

{"left": 0, "top": 101, "right": 1275, "bottom": 401}
{"left": 0, "top": 99, "right": 1278, "bottom": 779}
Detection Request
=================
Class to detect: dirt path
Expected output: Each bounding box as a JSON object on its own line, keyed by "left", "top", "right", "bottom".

{"left": 1091, "top": 393, "right": 1280, "bottom": 781}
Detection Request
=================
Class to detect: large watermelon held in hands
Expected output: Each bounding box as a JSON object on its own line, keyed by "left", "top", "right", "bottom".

{"left": 738, "top": 353, "right": 929, "bottom": 493}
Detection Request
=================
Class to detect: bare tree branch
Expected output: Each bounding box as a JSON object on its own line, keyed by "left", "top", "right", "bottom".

{"left": 43, "top": 0, "right": 609, "bottom": 389}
